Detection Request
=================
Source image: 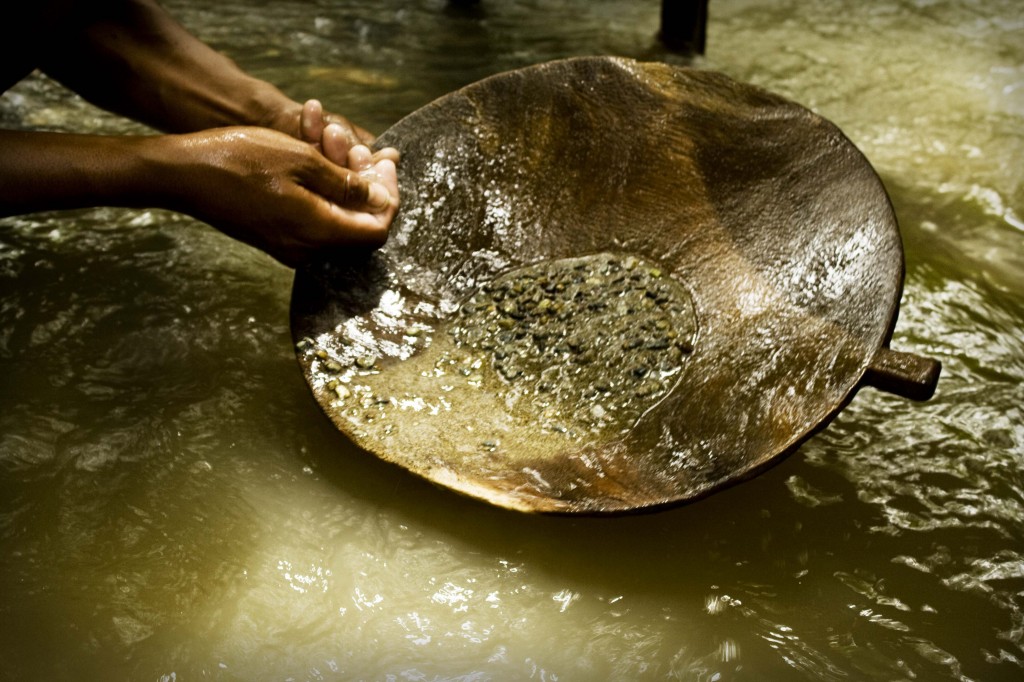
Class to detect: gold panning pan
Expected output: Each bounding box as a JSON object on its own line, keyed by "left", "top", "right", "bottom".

{"left": 290, "top": 57, "right": 940, "bottom": 514}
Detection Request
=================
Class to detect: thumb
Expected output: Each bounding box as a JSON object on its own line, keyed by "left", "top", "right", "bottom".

{"left": 306, "top": 162, "right": 392, "bottom": 211}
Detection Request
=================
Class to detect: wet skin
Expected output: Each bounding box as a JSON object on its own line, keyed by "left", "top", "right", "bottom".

{"left": 0, "top": 0, "right": 399, "bottom": 266}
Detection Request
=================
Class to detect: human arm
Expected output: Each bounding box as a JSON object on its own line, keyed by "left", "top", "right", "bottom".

{"left": 0, "top": 127, "right": 398, "bottom": 267}
{"left": 3, "top": 0, "right": 402, "bottom": 264}
{"left": 38, "top": 0, "right": 372, "bottom": 148}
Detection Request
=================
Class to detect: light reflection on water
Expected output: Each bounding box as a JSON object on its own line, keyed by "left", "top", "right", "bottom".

{"left": 1, "top": 0, "right": 1022, "bottom": 680}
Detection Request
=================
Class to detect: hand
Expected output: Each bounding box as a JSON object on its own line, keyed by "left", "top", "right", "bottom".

{"left": 161, "top": 126, "right": 398, "bottom": 267}
{"left": 298, "top": 99, "right": 401, "bottom": 168}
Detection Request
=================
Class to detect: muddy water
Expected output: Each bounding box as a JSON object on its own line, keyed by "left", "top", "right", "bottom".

{"left": 1, "top": 0, "right": 1022, "bottom": 679}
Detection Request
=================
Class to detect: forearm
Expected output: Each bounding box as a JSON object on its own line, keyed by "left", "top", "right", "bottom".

{"left": 0, "top": 129, "right": 171, "bottom": 215}
{"left": 39, "top": 0, "right": 300, "bottom": 134}
{"left": 0, "top": 127, "right": 397, "bottom": 268}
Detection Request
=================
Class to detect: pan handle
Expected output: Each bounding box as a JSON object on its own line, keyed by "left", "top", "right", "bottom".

{"left": 862, "top": 347, "right": 941, "bottom": 401}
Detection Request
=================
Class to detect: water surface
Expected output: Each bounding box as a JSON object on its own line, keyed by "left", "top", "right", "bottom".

{"left": 1, "top": 1, "right": 1022, "bottom": 679}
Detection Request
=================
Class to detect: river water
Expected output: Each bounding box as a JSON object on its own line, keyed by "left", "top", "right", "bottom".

{"left": 1, "top": 1, "right": 1022, "bottom": 680}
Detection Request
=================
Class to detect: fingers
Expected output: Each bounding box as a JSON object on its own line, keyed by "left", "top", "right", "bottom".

{"left": 300, "top": 99, "right": 325, "bottom": 145}
{"left": 301, "top": 99, "right": 360, "bottom": 155}
{"left": 322, "top": 123, "right": 352, "bottom": 167}
{"left": 299, "top": 99, "right": 399, "bottom": 170}
{"left": 288, "top": 156, "right": 399, "bottom": 261}
{"left": 303, "top": 99, "right": 365, "bottom": 149}
{"left": 310, "top": 164, "right": 392, "bottom": 212}
{"left": 364, "top": 176, "right": 393, "bottom": 211}
{"left": 250, "top": 165, "right": 396, "bottom": 267}
{"left": 372, "top": 147, "right": 401, "bottom": 164}
{"left": 172, "top": 126, "right": 398, "bottom": 267}
{"left": 307, "top": 144, "right": 395, "bottom": 210}
{"left": 323, "top": 111, "right": 376, "bottom": 146}
{"left": 347, "top": 144, "right": 375, "bottom": 175}
{"left": 259, "top": 164, "right": 397, "bottom": 266}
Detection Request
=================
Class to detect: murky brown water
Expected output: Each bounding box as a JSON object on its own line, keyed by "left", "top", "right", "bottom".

{"left": 1, "top": 1, "right": 1022, "bottom": 680}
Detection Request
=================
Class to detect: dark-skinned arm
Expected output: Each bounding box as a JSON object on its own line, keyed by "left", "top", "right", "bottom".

{"left": 1, "top": 0, "right": 401, "bottom": 266}
{"left": 0, "top": 126, "right": 398, "bottom": 267}
{"left": 39, "top": 0, "right": 371, "bottom": 145}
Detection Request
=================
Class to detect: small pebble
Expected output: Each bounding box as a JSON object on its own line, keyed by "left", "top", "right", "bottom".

{"left": 446, "top": 252, "right": 696, "bottom": 433}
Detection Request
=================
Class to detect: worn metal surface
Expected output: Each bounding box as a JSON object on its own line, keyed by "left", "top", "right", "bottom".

{"left": 290, "top": 56, "right": 940, "bottom": 514}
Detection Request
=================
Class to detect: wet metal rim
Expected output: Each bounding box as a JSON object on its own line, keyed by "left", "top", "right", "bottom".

{"left": 290, "top": 57, "right": 941, "bottom": 515}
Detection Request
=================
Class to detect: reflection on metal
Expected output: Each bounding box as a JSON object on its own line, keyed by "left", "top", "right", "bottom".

{"left": 291, "top": 57, "right": 941, "bottom": 515}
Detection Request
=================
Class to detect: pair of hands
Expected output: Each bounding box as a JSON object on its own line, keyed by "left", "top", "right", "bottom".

{"left": 173, "top": 99, "right": 399, "bottom": 267}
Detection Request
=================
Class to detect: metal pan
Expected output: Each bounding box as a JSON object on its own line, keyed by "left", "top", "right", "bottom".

{"left": 290, "top": 57, "right": 941, "bottom": 514}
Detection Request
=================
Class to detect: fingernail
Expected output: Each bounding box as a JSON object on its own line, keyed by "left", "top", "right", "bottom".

{"left": 368, "top": 182, "right": 390, "bottom": 210}
{"left": 358, "top": 171, "right": 382, "bottom": 189}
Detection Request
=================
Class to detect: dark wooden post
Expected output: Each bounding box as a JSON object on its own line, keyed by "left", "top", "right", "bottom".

{"left": 659, "top": 0, "right": 709, "bottom": 54}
